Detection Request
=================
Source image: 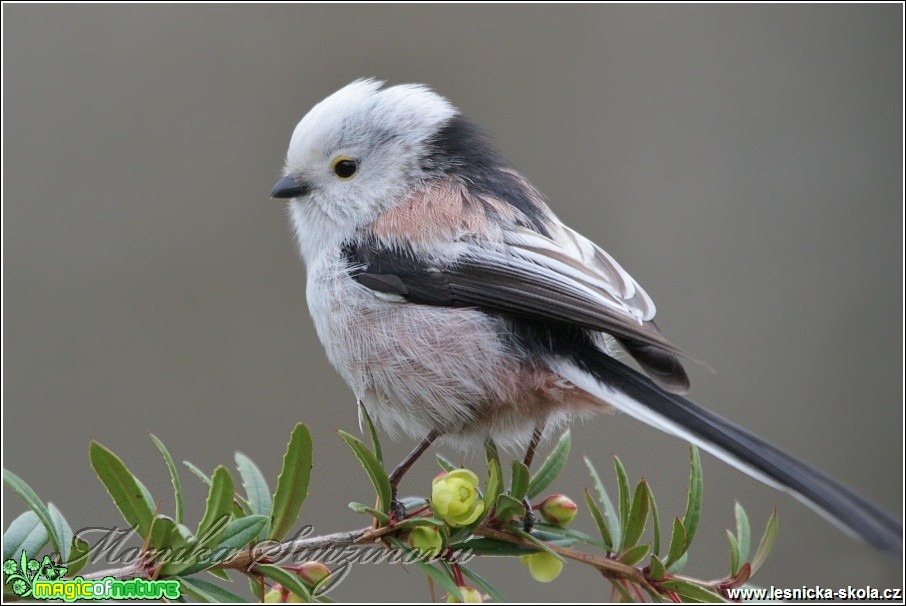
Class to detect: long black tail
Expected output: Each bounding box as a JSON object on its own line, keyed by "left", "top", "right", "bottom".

{"left": 555, "top": 348, "right": 902, "bottom": 557}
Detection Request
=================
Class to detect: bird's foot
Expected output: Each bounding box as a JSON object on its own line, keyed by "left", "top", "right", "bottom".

{"left": 390, "top": 493, "right": 406, "bottom": 524}
{"left": 522, "top": 497, "right": 535, "bottom": 532}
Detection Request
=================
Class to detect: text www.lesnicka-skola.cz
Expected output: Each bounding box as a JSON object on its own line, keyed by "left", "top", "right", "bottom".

{"left": 725, "top": 585, "right": 902, "bottom": 601}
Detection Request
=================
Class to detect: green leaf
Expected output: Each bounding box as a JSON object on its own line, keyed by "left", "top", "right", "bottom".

{"left": 750, "top": 509, "right": 778, "bottom": 574}
{"left": 527, "top": 430, "right": 571, "bottom": 498}
{"left": 176, "top": 515, "right": 268, "bottom": 575}
{"left": 150, "top": 433, "right": 184, "bottom": 524}
{"left": 727, "top": 530, "right": 741, "bottom": 576}
{"left": 658, "top": 579, "right": 726, "bottom": 603}
{"left": 494, "top": 494, "right": 526, "bottom": 524}
{"left": 449, "top": 537, "right": 535, "bottom": 556}
{"left": 484, "top": 441, "right": 503, "bottom": 508}
{"left": 47, "top": 504, "right": 73, "bottom": 564}
{"left": 436, "top": 454, "right": 457, "bottom": 473}
{"left": 619, "top": 543, "right": 649, "bottom": 566}
{"left": 234, "top": 452, "right": 272, "bottom": 520}
{"left": 3, "top": 470, "right": 62, "bottom": 559}
{"left": 210, "top": 515, "right": 267, "bottom": 554}
{"left": 338, "top": 430, "right": 390, "bottom": 516}
{"left": 664, "top": 517, "right": 686, "bottom": 568}
{"left": 532, "top": 522, "right": 610, "bottom": 550}
{"left": 508, "top": 526, "right": 565, "bottom": 562}
{"left": 348, "top": 502, "right": 390, "bottom": 525}
{"left": 667, "top": 550, "right": 688, "bottom": 574}
{"left": 66, "top": 537, "right": 91, "bottom": 576}
{"left": 88, "top": 441, "right": 155, "bottom": 540}
{"left": 149, "top": 514, "right": 178, "bottom": 551}
{"left": 207, "top": 567, "right": 232, "bottom": 581}
{"left": 621, "top": 480, "right": 650, "bottom": 551}
{"left": 681, "top": 445, "right": 703, "bottom": 553}
{"left": 613, "top": 456, "right": 631, "bottom": 535}
{"left": 270, "top": 424, "right": 314, "bottom": 539}
{"left": 2, "top": 511, "right": 49, "bottom": 561}
{"left": 648, "top": 554, "right": 667, "bottom": 581}
{"left": 642, "top": 482, "right": 661, "bottom": 558}
{"left": 584, "top": 488, "right": 614, "bottom": 551}
{"left": 461, "top": 565, "right": 506, "bottom": 603}
{"left": 357, "top": 402, "right": 383, "bottom": 466}
{"left": 196, "top": 466, "right": 235, "bottom": 548}
{"left": 609, "top": 579, "right": 634, "bottom": 602}
{"left": 257, "top": 563, "right": 313, "bottom": 602}
{"left": 178, "top": 576, "right": 248, "bottom": 603}
{"left": 734, "top": 502, "right": 751, "bottom": 565}
{"left": 389, "top": 537, "right": 461, "bottom": 597}
{"left": 510, "top": 461, "right": 530, "bottom": 502}
{"left": 392, "top": 517, "right": 447, "bottom": 531}
{"left": 583, "top": 457, "right": 621, "bottom": 548}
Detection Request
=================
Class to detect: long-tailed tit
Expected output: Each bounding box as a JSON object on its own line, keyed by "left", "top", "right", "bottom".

{"left": 271, "top": 80, "right": 901, "bottom": 555}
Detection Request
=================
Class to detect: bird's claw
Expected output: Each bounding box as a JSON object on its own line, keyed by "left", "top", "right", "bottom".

{"left": 522, "top": 497, "right": 535, "bottom": 532}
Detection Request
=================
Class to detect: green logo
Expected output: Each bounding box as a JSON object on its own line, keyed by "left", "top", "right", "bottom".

{"left": 3, "top": 551, "right": 181, "bottom": 601}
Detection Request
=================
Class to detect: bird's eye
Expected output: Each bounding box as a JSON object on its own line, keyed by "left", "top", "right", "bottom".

{"left": 332, "top": 157, "right": 358, "bottom": 179}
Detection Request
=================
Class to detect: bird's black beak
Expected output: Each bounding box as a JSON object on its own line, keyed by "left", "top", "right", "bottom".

{"left": 270, "top": 175, "right": 311, "bottom": 199}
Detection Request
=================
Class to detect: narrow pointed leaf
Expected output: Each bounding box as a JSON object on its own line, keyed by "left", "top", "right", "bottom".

{"left": 2, "top": 511, "right": 49, "bottom": 561}
{"left": 197, "top": 466, "right": 234, "bottom": 547}
{"left": 527, "top": 430, "right": 571, "bottom": 498}
{"left": 494, "top": 494, "right": 526, "bottom": 523}
{"left": 257, "top": 563, "right": 313, "bottom": 602}
{"left": 66, "top": 537, "right": 91, "bottom": 576}
{"left": 178, "top": 576, "right": 247, "bottom": 603}
{"left": 645, "top": 481, "right": 662, "bottom": 557}
{"left": 149, "top": 514, "right": 177, "bottom": 551}
{"left": 681, "top": 445, "right": 703, "bottom": 552}
{"left": 726, "top": 530, "right": 740, "bottom": 576}
{"left": 150, "top": 434, "right": 184, "bottom": 524}
{"left": 234, "top": 453, "right": 272, "bottom": 519}
{"left": 613, "top": 456, "right": 631, "bottom": 533}
{"left": 357, "top": 402, "right": 383, "bottom": 466}
{"left": 533, "top": 521, "right": 610, "bottom": 550}
{"left": 658, "top": 579, "right": 726, "bottom": 602}
{"left": 584, "top": 488, "right": 614, "bottom": 551}
{"left": 449, "top": 537, "right": 534, "bottom": 556}
{"left": 388, "top": 537, "right": 461, "bottom": 596}
{"left": 270, "top": 423, "right": 314, "bottom": 539}
{"left": 667, "top": 550, "right": 688, "bottom": 574}
{"left": 609, "top": 579, "right": 634, "bottom": 602}
{"left": 484, "top": 440, "right": 503, "bottom": 507}
{"left": 348, "top": 502, "right": 390, "bottom": 524}
{"left": 46, "top": 504, "right": 73, "bottom": 564}
{"left": 664, "top": 517, "right": 686, "bottom": 568}
{"left": 461, "top": 565, "right": 506, "bottom": 603}
{"left": 648, "top": 554, "right": 667, "bottom": 581}
{"left": 750, "top": 509, "right": 778, "bottom": 574}
{"left": 510, "top": 461, "right": 530, "bottom": 502}
{"left": 619, "top": 543, "right": 649, "bottom": 566}
{"left": 177, "top": 515, "right": 268, "bottom": 575}
{"left": 621, "top": 480, "right": 650, "bottom": 551}
{"left": 509, "top": 526, "right": 565, "bottom": 562}
{"left": 734, "top": 502, "right": 751, "bottom": 565}
{"left": 338, "top": 430, "right": 390, "bottom": 516}
{"left": 584, "top": 457, "right": 621, "bottom": 547}
{"left": 88, "top": 442, "right": 154, "bottom": 539}
{"left": 436, "top": 454, "right": 457, "bottom": 473}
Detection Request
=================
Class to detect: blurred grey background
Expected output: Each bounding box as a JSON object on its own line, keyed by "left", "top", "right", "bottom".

{"left": 3, "top": 4, "right": 902, "bottom": 601}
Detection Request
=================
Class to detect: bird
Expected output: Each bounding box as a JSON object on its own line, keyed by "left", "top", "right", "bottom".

{"left": 270, "top": 79, "right": 901, "bottom": 556}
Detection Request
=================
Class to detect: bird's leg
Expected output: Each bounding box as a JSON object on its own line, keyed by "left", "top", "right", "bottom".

{"left": 389, "top": 430, "right": 440, "bottom": 522}
{"left": 521, "top": 426, "right": 544, "bottom": 532}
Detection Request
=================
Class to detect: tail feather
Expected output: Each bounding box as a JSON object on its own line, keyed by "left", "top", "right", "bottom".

{"left": 554, "top": 348, "right": 903, "bottom": 557}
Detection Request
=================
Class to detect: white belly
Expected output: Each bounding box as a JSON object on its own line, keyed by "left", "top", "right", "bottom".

{"left": 305, "top": 252, "right": 525, "bottom": 441}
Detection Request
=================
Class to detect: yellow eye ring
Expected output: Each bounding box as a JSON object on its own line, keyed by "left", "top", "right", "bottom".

{"left": 332, "top": 156, "right": 358, "bottom": 179}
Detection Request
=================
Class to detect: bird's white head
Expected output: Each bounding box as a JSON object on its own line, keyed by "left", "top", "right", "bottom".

{"left": 273, "top": 79, "right": 457, "bottom": 257}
